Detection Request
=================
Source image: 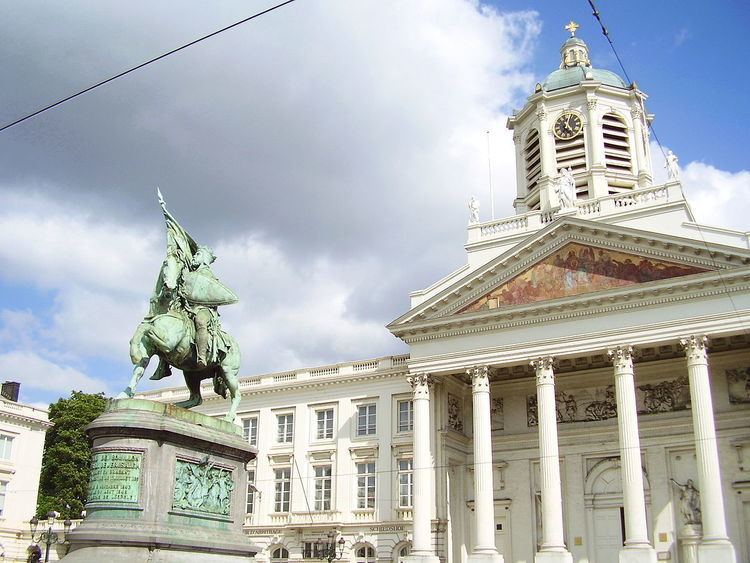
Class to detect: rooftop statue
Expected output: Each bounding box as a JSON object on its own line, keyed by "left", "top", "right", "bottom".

{"left": 117, "top": 190, "right": 242, "bottom": 421}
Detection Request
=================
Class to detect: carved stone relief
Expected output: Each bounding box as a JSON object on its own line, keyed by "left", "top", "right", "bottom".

{"left": 726, "top": 367, "right": 750, "bottom": 403}
{"left": 490, "top": 397, "right": 504, "bottom": 431}
{"left": 447, "top": 394, "right": 463, "bottom": 433}
{"left": 527, "top": 374, "right": 691, "bottom": 426}
{"left": 172, "top": 457, "right": 234, "bottom": 517}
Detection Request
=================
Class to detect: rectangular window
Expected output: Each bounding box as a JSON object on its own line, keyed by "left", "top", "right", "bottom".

{"left": 314, "top": 465, "right": 332, "bottom": 511}
{"left": 276, "top": 413, "right": 294, "bottom": 443}
{"left": 316, "top": 409, "right": 334, "bottom": 440}
{"left": 0, "top": 481, "right": 5, "bottom": 516}
{"left": 398, "top": 459, "right": 413, "bottom": 507}
{"left": 356, "top": 462, "right": 376, "bottom": 509}
{"left": 0, "top": 435, "right": 13, "bottom": 461}
{"left": 242, "top": 417, "right": 258, "bottom": 447}
{"left": 397, "top": 400, "right": 413, "bottom": 432}
{"left": 246, "top": 469, "right": 256, "bottom": 514}
{"left": 274, "top": 468, "right": 291, "bottom": 512}
{"left": 356, "top": 404, "right": 377, "bottom": 436}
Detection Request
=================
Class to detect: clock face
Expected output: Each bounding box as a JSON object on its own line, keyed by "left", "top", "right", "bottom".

{"left": 553, "top": 111, "right": 583, "bottom": 140}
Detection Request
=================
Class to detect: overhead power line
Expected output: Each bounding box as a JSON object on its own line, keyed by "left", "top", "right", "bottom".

{"left": 0, "top": 0, "right": 299, "bottom": 134}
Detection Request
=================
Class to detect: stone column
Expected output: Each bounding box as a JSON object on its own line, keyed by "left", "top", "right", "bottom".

{"left": 679, "top": 336, "right": 736, "bottom": 563}
{"left": 467, "top": 366, "right": 504, "bottom": 563}
{"left": 404, "top": 373, "right": 440, "bottom": 563}
{"left": 608, "top": 346, "right": 657, "bottom": 563}
{"left": 531, "top": 357, "right": 572, "bottom": 563}
{"left": 536, "top": 105, "right": 557, "bottom": 212}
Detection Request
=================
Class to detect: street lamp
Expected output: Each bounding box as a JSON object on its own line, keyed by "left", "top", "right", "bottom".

{"left": 29, "top": 511, "right": 72, "bottom": 562}
{"left": 313, "top": 531, "right": 346, "bottom": 563}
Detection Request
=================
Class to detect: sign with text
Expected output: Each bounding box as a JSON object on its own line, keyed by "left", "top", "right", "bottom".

{"left": 88, "top": 451, "right": 142, "bottom": 504}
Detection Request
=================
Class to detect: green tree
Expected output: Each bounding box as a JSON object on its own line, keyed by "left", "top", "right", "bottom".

{"left": 36, "top": 391, "right": 107, "bottom": 519}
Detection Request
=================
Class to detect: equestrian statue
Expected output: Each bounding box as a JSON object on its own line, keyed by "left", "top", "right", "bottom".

{"left": 117, "top": 189, "right": 242, "bottom": 421}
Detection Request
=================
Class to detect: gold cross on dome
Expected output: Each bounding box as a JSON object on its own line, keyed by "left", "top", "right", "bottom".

{"left": 565, "top": 21, "right": 580, "bottom": 36}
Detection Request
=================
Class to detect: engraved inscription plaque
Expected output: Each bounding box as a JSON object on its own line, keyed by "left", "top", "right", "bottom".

{"left": 88, "top": 451, "right": 142, "bottom": 504}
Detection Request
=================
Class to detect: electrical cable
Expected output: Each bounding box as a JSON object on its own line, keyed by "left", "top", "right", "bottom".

{"left": 0, "top": 0, "right": 299, "bottom": 134}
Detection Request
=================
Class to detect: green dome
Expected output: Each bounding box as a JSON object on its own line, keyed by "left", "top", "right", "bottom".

{"left": 542, "top": 66, "right": 628, "bottom": 92}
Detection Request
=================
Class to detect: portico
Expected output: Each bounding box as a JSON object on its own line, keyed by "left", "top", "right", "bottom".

{"left": 401, "top": 332, "right": 743, "bottom": 563}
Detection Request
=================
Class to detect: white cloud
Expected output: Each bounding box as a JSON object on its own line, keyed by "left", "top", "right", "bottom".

{"left": 651, "top": 143, "right": 750, "bottom": 232}
{"left": 0, "top": 1, "right": 543, "bottom": 400}
{"left": 0, "top": 351, "right": 108, "bottom": 395}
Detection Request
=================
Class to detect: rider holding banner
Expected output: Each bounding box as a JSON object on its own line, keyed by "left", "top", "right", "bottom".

{"left": 148, "top": 190, "right": 238, "bottom": 380}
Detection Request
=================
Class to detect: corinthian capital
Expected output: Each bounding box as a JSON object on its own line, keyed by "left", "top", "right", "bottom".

{"left": 467, "top": 365, "right": 490, "bottom": 393}
{"left": 680, "top": 335, "right": 709, "bottom": 363}
{"left": 407, "top": 372, "right": 434, "bottom": 399}
{"left": 608, "top": 345, "right": 635, "bottom": 372}
{"left": 530, "top": 356, "right": 555, "bottom": 385}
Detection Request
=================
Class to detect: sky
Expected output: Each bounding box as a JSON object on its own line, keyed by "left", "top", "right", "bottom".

{"left": 0, "top": 1, "right": 748, "bottom": 408}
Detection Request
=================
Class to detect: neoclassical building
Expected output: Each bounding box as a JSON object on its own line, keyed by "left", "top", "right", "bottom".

{"left": 142, "top": 26, "right": 749, "bottom": 563}
{"left": 0, "top": 384, "right": 52, "bottom": 562}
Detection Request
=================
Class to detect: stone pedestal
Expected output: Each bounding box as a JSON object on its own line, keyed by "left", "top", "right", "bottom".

{"left": 64, "top": 399, "right": 259, "bottom": 562}
{"left": 677, "top": 524, "right": 701, "bottom": 563}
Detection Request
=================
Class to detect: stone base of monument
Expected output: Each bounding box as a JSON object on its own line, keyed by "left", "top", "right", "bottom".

{"left": 64, "top": 398, "right": 258, "bottom": 562}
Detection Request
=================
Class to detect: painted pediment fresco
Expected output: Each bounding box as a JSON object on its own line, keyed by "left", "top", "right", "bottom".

{"left": 460, "top": 242, "right": 709, "bottom": 313}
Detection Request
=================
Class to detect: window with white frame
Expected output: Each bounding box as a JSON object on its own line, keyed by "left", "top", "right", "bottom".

{"left": 356, "top": 545, "right": 376, "bottom": 563}
{"left": 314, "top": 465, "right": 332, "bottom": 511}
{"left": 276, "top": 413, "right": 294, "bottom": 443}
{"left": 397, "top": 400, "right": 413, "bottom": 432}
{"left": 271, "top": 547, "right": 289, "bottom": 563}
{"left": 0, "top": 435, "right": 13, "bottom": 461}
{"left": 316, "top": 408, "right": 334, "bottom": 440}
{"left": 356, "top": 462, "right": 376, "bottom": 509}
{"left": 274, "top": 467, "right": 291, "bottom": 512}
{"left": 0, "top": 481, "right": 7, "bottom": 516}
{"left": 246, "top": 469, "right": 256, "bottom": 514}
{"left": 356, "top": 404, "right": 376, "bottom": 436}
{"left": 242, "top": 416, "right": 258, "bottom": 447}
{"left": 398, "top": 458, "right": 413, "bottom": 507}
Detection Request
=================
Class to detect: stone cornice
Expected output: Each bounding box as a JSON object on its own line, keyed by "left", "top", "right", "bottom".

{"left": 404, "top": 309, "right": 750, "bottom": 376}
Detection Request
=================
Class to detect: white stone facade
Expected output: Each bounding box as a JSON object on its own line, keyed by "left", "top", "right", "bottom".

{"left": 0, "top": 398, "right": 51, "bottom": 561}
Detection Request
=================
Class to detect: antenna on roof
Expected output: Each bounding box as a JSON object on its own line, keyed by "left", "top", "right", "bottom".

{"left": 485, "top": 130, "right": 495, "bottom": 221}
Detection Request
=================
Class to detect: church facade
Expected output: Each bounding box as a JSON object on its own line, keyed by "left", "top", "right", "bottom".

{"left": 141, "top": 26, "right": 749, "bottom": 563}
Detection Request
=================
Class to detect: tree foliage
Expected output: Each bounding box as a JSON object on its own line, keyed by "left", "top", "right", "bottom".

{"left": 36, "top": 391, "right": 107, "bottom": 518}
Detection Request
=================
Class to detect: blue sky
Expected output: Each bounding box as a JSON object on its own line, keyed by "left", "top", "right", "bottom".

{"left": 0, "top": 1, "right": 748, "bottom": 408}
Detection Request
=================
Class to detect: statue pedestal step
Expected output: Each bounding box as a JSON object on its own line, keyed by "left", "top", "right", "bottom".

{"left": 64, "top": 399, "right": 258, "bottom": 562}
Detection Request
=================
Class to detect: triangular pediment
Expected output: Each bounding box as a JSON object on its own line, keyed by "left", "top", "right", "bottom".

{"left": 388, "top": 217, "right": 750, "bottom": 336}
{"left": 460, "top": 242, "right": 708, "bottom": 313}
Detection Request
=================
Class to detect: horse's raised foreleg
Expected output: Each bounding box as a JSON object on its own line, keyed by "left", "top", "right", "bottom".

{"left": 174, "top": 371, "right": 203, "bottom": 409}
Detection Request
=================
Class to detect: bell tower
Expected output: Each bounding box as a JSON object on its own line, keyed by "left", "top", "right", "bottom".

{"left": 507, "top": 22, "right": 654, "bottom": 214}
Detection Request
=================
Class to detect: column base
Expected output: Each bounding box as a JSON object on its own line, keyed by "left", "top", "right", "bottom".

{"left": 402, "top": 555, "right": 441, "bottom": 563}
{"left": 534, "top": 550, "right": 572, "bottom": 563}
{"left": 619, "top": 545, "right": 657, "bottom": 563}
{"left": 697, "top": 540, "right": 736, "bottom": 563}
{"left": 468, "top": 551, "right": 504, "bottom": 563}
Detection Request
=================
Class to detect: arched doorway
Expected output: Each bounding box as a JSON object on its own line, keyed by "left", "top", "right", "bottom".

{"left": 584, "top": 458, "right": 651, "bottom": 562}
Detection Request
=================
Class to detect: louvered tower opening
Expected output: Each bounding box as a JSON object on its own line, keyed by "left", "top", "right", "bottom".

{"left": 524, "top": 129, "right": 541, "bottom": 210}
{"left": 602, "top": 113, "right": 634, "bottom": 193}
{"left": 554, "top": 130, "right": 588, "bottom": 199}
